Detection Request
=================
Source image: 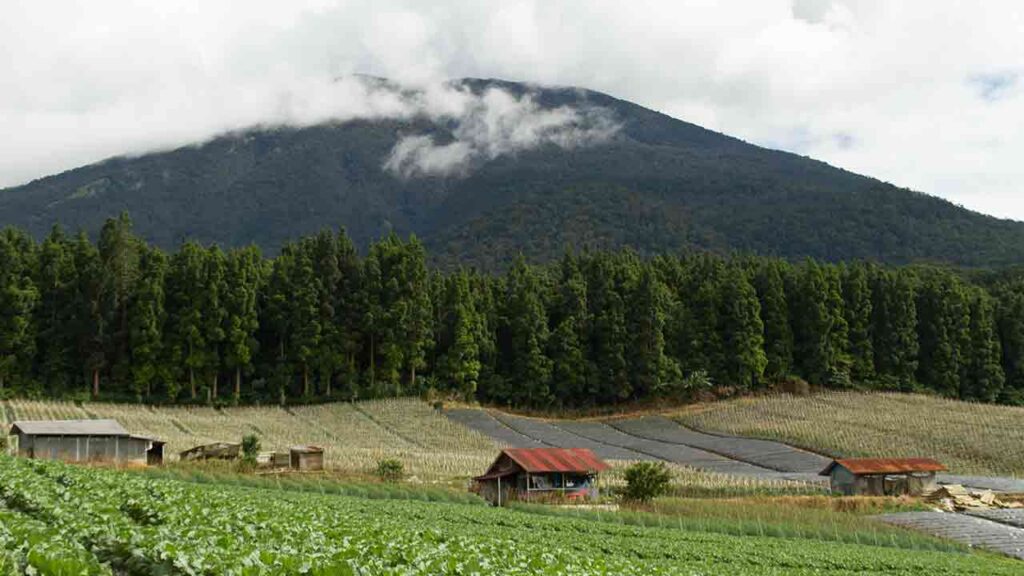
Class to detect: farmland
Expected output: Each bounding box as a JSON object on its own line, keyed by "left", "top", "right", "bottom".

{"left": 676, "top": 391, "right": 1024, "bottom": 477}
{"left": 1, "top": 456, "right": 1021, "bottom": 575}
{"left": 0, "top": 398, "right": 497, "bottom": 480}
{"left": 0, "top": 397, "right": 829, "bottom": 497}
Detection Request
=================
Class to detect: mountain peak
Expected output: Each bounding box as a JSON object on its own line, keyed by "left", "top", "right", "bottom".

{"left": 1, "top": 79, "right": 1022, "bottom": 269}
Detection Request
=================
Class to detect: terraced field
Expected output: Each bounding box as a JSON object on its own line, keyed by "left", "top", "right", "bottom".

{"left": 609, "top": 416, "right": 829, "bottom": 473}
{"left": 1, "top": 398, "right": 498, "bottom": 479}
{"left": 447, "top": 408, "right": 828, "bottom": 484}
{"left": 677, "top": 391, "right": 1024, "bottom": 477}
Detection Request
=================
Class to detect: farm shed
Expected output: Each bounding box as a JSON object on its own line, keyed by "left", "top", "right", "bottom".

{"left": 290, "top": 445, "right": 324, "bottom": 471}
{"left": 180, "top": 442, "right": 241, "bottom": 461}
{"left": 7, "top": 419, "right": 164, "bottom": 466}
{"left": 257, "top": 451, "right": 291, "bottom": 469}
{"left": 474, "top": 448, "right": 609, "bottom": 506}
{"left": 820, "top": 458, "right": 946, "bottom": 496}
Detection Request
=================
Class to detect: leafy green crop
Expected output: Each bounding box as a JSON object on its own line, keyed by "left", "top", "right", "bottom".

{"left": 0, "top": 456, "right": 1020, "bottom": 575}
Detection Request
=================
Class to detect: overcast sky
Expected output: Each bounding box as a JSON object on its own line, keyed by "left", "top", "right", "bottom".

{"left": 2, "top": 1, "right": 1022, "bottom": 220}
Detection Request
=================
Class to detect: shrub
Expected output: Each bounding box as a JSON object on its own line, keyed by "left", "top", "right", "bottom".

{"left": 241, "top": 434, "right": 260, "bottom": 468}
{"left": 375, "top": 458, "right": 404, "bottom": 483}
{"left": 682, "top": 370, "right": 712, "bottom": 392}
{"left": 622, "top": 462, "right": 672, "bottom": 503}
{"left": 780, "top": 376, "right": 810, "bottom": 396}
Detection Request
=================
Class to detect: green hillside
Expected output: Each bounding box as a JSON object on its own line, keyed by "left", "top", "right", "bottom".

{"left": 2, "top": 78, "right": 1024, "bottom": 268}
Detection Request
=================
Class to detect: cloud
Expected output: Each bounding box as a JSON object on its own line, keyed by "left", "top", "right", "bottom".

{"left": 1, "top": 1, "right": 1023, "bottom": 220}
{"left": 969, "top": 72, "right": 1020, "bottom": 102}
{"left": 383, "top": 87, "right": 619, "bottom": 177}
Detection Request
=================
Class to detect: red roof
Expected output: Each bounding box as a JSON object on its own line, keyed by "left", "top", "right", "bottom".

{"left": 820, "top": 458, "right": 946, "bottom": 476}
{"left": 476, "top": 448, "right": 609, "bottom": 480}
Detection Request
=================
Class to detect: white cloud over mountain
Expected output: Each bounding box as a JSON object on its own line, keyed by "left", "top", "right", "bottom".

{"left": 1, "top": 1, "right": 1021, "bottom": 218}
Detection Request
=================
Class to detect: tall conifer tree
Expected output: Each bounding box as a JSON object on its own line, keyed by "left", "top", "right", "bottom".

{"left": 129, "top": 247, "right": 167, "bottom": 400}
{"left": 753, "top": 260, "right": 793, "bottom": 381}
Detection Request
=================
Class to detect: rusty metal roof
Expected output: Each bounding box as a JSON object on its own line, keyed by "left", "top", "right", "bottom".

{"left": 820, "top": 458, "right": 946, "bottom": 476}
{"left": 476, "top": 448, "right": 609, "bottom": 480}
{"left": 9, "top": 419, "right": 129, "bottom": 437}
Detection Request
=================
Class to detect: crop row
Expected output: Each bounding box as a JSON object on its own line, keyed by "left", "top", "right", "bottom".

{"left": 1, "top": 456, "right": 1023, "bottom": 575}
{"left": 678, "top": 391, "right": 1024, "bottom": 476}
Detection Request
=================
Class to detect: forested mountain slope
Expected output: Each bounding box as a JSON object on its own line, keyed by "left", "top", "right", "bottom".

{"left": 2, "top": 78, "right": 1024, "bottom": 268}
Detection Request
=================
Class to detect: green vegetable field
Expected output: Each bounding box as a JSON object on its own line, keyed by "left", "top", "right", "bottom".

{"left": 0, "top": 457, "right": 1020, "bottom": 575}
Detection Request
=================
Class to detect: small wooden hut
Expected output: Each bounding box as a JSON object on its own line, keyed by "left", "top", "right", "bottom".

{"left": 474, "top": 448, "right": 609, "bottom": 505}
{"left": 289, "top": 445, "right": 324, "bottom": 471}
{"left": 820, "top": 458, "right": 946, "bottom": 496}
{"left": 257, "top": 451, "right": 291, "bottom": 469}
{"left": 8, "top": 419, "right": 164, "bottom": 466}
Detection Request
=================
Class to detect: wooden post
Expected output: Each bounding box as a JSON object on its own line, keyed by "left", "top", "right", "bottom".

{"left": 497, "top": 476, "right": 502, "bottom": 507}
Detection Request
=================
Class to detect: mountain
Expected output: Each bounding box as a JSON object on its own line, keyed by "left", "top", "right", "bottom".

{"left": 2, "top": 78, "right": 1023, "bottom": 269}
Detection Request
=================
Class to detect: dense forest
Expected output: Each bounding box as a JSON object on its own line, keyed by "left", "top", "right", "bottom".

{"left": 5, "top": 79, "right": 1024, "bottom": 270}
{"left": 1, "top": 214, "right": 1023, "bottom": 408}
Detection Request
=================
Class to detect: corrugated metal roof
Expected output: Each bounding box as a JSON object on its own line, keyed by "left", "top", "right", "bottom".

{"left": 9, "top": 419, "right": 129, "bottom": 437}
{"left": 820, "top": 458, "right": 946, "bottom": 476}
{"left": 289, "top": 445, "right": 323, "bottom": 454}
{"left": 477, "top": 448, "right": 610, "bottom": 480}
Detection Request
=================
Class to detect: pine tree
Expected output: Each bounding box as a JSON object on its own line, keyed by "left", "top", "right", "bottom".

{"left": 97, "top": 212, "right": 142, "bottom": 394}
{"left": 753, "top": 260, "right": 793, "bottom": 382}
{"left": 790, "top": 261, "right": 848, "bottom": 385}
{"left": 400, "top": 236, "right": 433, "bottom": 394}
{"left": 0, "top": 229, "right": 38, "bottom": 391}
{"left": 681, "top": 255, "right": 726, "bottom": 381}
{"left": 499, "top": 256, "right": 552, "bottom": 406}
{"left": 262, "top": 246, "right": 296, "bottom": 404}
{"left": 307, "top": 231, "right": 344, "bottom": 397}
{"left": 962, "top": 290, "right": 1004, "bottom": 402}
{"left": 719, "top": 264, "right": 766, "bottom": 390}
{"left": 34, "top": 226, "right": 77, "bottom": 393}
{"left": 69, "top": 232, "right": 105, "bottom": 397}
{"left": 129, "top": 247, "right": 167, "bottom": 400}
{"left": 334, "top": 231, "right": 363, "bottom": 399}
{"left": 916, "top": 272, "right": 969, "bottom": 397}
{"left": 548, "top": 254, "right": 589, "bottom": 405}
{"left": 436, "top": 272, "right": 483, "bottom": 400}
{"left": 360, "top": 249, "right": 384, "bottom": 397}
{"left": 262, "top": 243, "right": 320, "bottom": 400}
{"left": 224, "top": 246, "right": 262, "bottom": 402}
{"left": 585, "top": 255, "right": 629, "bottom": 403}
{"left": 994, "top": 281, "right": 1024, "bottom": 403}
{"left": 165, "top": 242, "right": 208, "bottom": 400}
{"left": 871, "top": 269, "right": 919, "bottom": 390}
{"left": 202, "top": 247, "right": 228, "bottom": 400}
{"left": 628, "top": 266, "right": 681, "bottom": 398}
{"left": 842, "top": 263, "right": 874, "bottom": 383}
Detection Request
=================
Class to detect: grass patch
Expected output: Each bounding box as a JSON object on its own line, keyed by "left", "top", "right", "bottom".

{"left": 511, "top": 494, "right": 955, "bottom": 553}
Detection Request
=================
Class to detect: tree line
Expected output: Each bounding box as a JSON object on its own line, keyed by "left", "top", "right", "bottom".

{"left": 1, "top": 214, "right": 1023, "bottom": 407}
